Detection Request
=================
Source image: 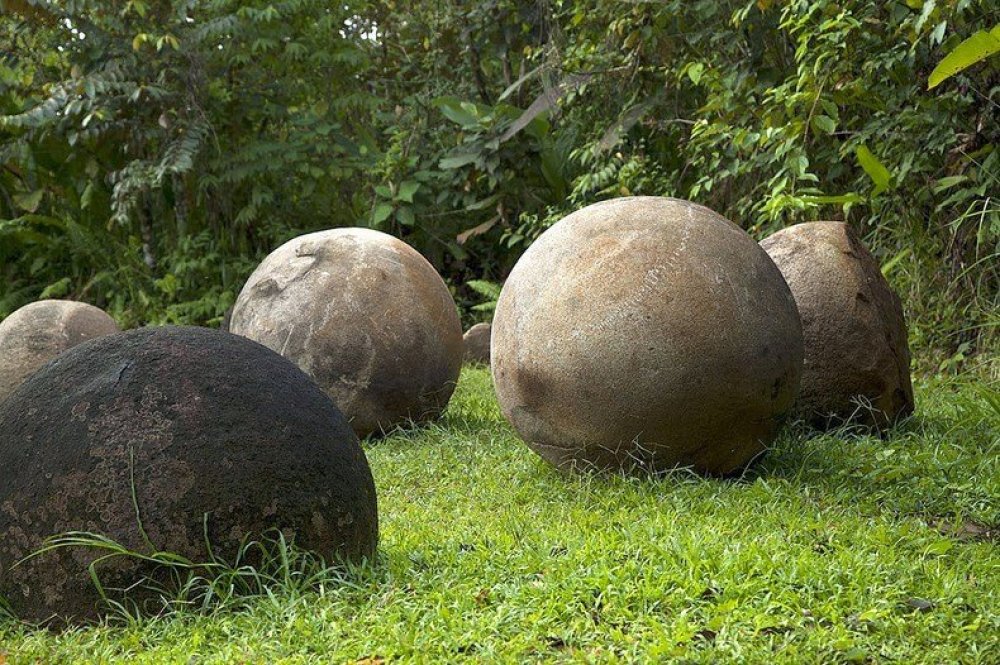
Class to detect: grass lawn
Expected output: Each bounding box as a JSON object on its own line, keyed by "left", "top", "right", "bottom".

{"left": 2, "top": 366, "right": 998, "bottom": 663}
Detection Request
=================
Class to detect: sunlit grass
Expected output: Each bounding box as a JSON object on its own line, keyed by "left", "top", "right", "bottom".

{"left": 2, "top": 366, "right": 997, "bottom": 663}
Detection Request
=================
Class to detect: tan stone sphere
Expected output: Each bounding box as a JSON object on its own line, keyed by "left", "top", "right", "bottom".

{"left": 492, "top": 197, "right": 804, "bottom": 475}
{"left": 463, "top": 322, "right": 491, "bottom": 364}
{"left": 0, "top": 299, "right": 119, "bottom": 404}
{"left": 230, "top": 228, "right": 464, "bottom": 438}
{"left": 760, "top": 221, "right": 914, "bottom": 428}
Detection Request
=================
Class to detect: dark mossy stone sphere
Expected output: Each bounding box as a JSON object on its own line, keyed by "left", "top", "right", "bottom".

{"left": 761, "top": 221, "right": 914, "bottom": 428}
{"left": 492, "top": 197, "right": 804, "bottom": 475}
{"left": 0, "top": 326, "right": 377, "bottom": 625}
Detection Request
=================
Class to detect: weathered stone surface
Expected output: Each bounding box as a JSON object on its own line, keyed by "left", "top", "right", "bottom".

{"left": 0, "top": 326, "right": 378, "bottom": 625}
{"left": 463, "top": 323, "right": 491, "bottom": 364}
{"left": 761, "top": 221, "right": 914, "bottom": 428}
{"left": 0, "top": 300, "right": 119, "bottom": 404}
{"left": 230, "top": 228, "right": 463, "bottom": 438}
{"left": 492, "top": 197, "right": 803, "bottom": 475}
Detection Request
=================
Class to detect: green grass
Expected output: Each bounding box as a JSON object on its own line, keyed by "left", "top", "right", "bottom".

{"left": 2, "top": 366, "right": 998, "bottom": 663}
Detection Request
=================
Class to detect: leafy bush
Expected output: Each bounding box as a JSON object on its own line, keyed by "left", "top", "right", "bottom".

{"left": 1, "top": 0, "right": 996, "bottom": 370}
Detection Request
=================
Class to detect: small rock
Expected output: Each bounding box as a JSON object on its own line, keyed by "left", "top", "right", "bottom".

{"left": 904, "top": 597, "right": 935, "bottom": 613}
{"left": 463, "top": 322, "right": 491, "bottom": 364}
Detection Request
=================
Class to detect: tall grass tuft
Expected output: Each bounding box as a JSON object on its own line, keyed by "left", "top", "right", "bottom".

{"left": 16, "top": 525, "right": 370, "bottom": 624}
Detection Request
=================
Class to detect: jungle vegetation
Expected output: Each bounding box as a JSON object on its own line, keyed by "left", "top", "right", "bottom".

{"left": 1, "top": 0, "right": 997, "bottom": 373}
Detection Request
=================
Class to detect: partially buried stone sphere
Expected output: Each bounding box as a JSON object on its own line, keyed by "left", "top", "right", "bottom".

{"left": 761, "top": 221, "right": 914, "bottom": 428}
{"left": 0, "top": 326, "right": 378, "bottom": 625}
{"left": 0, "top": 299, "right": 119, "bottom": 404}
{"left": 230, "top": 228, "right": 464, "bottom": 438}
{"left": 492, "top": 197, "right": 804, "bottom": 475}
{"left": 463, "top": 322, "right": 491, "bottom": 364}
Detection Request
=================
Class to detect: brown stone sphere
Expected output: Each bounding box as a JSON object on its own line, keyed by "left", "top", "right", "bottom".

{"left": 491, "top": 197, "right": 804, "bottom": 475}
{"left": 230, "top": 228, "right": 464, "bottom": 438}
{"left": 760, "top": 221, "right": 914, "bottom": 428}
{"left": 0, "top": 299, "right": 119, "bottom": 404}
{"left": 0, "top": 326, "right": 378, "bottom": 625}
{"left": 463, "top": 322, "right": 492, "bottom": 364}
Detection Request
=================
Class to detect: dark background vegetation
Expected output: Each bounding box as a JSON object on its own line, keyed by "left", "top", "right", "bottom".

{"left": 1, "top": 0, "right": 997, "bottom": 374}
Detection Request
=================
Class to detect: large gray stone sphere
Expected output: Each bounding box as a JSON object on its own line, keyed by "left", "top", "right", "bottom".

{"left": 0, "top": 326, "right": 377, "bottom": 625}
{"left": 761, "top": 221, "right": 914, "bottom": 428}
{"left": 0, "top": 299, "right": 119, "bottom": 404}
{"left": 492, "top": 197, "right": 804, "bottom": 475}
{"left": 230, "top": 228, "right": 463, "bottom": 438}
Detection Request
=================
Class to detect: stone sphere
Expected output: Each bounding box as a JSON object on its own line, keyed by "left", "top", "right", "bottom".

{"left": 761, "top": 221, "right": 914, "bottom": 428}
{"left": 0, "top": 326, "right": 378, "bottom": 624}
{"left": 0, "top": 299, "right": 119, "bottom": 404}
{"left": 491, "top": 197, "right": 804, "bottom": 475}
{"left": 463, "top": 322, "right": 492, "bottom": 364}
{"left": 230, "top": 228, "right": 463, "bottom": 438}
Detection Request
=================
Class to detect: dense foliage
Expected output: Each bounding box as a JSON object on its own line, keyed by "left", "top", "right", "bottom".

{"left": 1, "top": 0, "right": 997, "bottom": 369}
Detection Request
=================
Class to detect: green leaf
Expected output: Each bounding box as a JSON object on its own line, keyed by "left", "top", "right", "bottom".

{"left": 439, "top": 152, "right": 480, "bottom": 169}
{"left": 39, "top": 277, "right": 71, "bottom": 299}
{"left": 466, "top": 279, "right": 502, "bottom": 299}
{"left": 435, "top": 97, "right": 479, "bottom": 127}
{"left": 928, "top": 25, "right": 1000, "bottom": 89}
{"left": 857, "top": 608, "right": 882, "bottom": 622}
{"left": 800, "top": 193, "right": 865, "bottom": 205}
{"left": 686, "top": 63, "right": 704, "bottom": 85}
{"left": 914, "top": 0, "right": 936, "bottom": 34}
{"left": 842, "top": 648, "right": 868, "bottom": 663}
{"left": 13, "top": 189, "right": 44, "bottom": 213}
{"left": 855, "top": 145, "right": 892, "bottom": 195}
{"left": 811, "top": 114, "right": 836, "bottom": 135}
{"left": 925, "top": 539, "right": 954, "bottom": 556}
{"left": 397, "top": 180, "right": 420, "bottom": 203}
{"left": 881, "top": 248, "right": 911, "bottom": 277}
{"left": 81, "top": 182, "right": 97, "bottom": 210}
{"left": 930, "top": 20, "right": 948, "bottom": 46}
{"left": 162, "top": 34, "right": 179, "bottom": 51}
{"left": 372, "top": 203, "right": 394, "bottom": 225}
{"left": 395, "top": 206, "right": 415, "bottom": 226}
{"left": 933, "top": 175, "right": 968, "bottom": 192}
